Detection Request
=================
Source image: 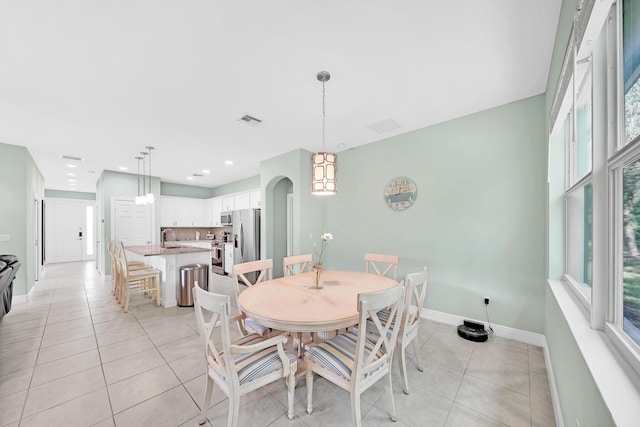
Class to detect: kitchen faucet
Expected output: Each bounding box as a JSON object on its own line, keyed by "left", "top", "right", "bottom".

{"left": 161, "top": 228, "right": 175, "bottom": 248}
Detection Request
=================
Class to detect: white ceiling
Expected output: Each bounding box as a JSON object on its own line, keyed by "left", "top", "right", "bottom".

{"left": 0, "top": 1, "right": 561, "bottom": 193}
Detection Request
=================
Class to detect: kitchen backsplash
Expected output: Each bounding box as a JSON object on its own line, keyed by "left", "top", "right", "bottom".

{"left": 160, "top": 226, "right": 232, "bottom": 242}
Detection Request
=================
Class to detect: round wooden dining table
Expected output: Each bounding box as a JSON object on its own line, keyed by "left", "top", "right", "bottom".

{"left": 237, "top": 270, "right": 399, "bottom": 333}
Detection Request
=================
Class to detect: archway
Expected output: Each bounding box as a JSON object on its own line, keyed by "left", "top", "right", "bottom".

{"left": 265, "top": 176, "right": 293, "bottom": 277}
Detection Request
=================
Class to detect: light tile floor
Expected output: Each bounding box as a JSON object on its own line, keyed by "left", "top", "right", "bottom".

{"left": 0, "top": 261, "right": 556, "bottom": 427}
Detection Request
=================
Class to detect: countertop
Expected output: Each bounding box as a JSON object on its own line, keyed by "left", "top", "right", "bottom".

{"left": 125, "top": 245, "right": 211, "bottom": 256}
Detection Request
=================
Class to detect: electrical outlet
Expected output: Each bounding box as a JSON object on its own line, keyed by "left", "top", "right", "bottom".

{"left": 483, "top": 296, "right": 490, "bottom": 305}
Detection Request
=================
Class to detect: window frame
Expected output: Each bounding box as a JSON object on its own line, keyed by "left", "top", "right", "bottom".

{"left": 604, "top": 0, "right": 640, "bottom": 377}
{"left": 555, "top": 0, "right": 640, "bottom": 377}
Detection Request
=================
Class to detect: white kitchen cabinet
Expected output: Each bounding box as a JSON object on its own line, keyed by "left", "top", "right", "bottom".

{"left": 175, "top": 198, "right": 204, "bottom": 226}
{"left": 224, "top": 243, "right": 234, "bottom": 275}
{"left": 160, "top": 197, "right": 178, "bottom": 226}
{"left": 234, "top": 192, "right": 251, "bottom": 210}
{"left": 161, "top": 196, "right": 206, "bottom": 227}
{"left": 211, "top": 197, "right": 223, "bottom": 226}
{"left": 204, "top": 199, "right": 214, "bottom": 226}
{"left": 250, "top": 190, "right": 261, "bottom": 208}
{"left": 222, "top": 196, "right": 234, "bottom": 212}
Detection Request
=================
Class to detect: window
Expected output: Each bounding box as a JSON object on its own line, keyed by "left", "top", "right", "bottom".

{"left": 567, "top": 182, "right": 593, "bottom": 291}
{"left": 554, "top": 0, "right": 640, "bottom": 374}
{"left": 623, "top": 160, "right": 640, "bottom": 345}
{"left": 563, "top": 54, "right": 593, "bottom": 302}
{"left": 623, "top": 0, "right": 640, "bottom": 145}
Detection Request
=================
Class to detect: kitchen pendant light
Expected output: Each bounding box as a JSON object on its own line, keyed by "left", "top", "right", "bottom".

{"left": 134, "top": 156, "right": 147, "bottom": 206}
{"left": 311, "top": 71, "right": 337, "bottom": 195}
{"left": 145, "top": 146, "right": 155, "bottom": 204}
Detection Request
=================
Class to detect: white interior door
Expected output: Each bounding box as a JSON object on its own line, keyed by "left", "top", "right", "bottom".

{"left": 45, "top": 199, "right": 86, "bottom": 263}
{"left": 113, "top": 198, "right": 154, "bottom": 246}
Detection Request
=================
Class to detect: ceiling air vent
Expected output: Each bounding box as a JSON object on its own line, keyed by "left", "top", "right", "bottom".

{"left": 368, "top": 118, "right": 401, "bottom": 134}
{"left": 192, "top": 173, "right": 203, "bottom": 177}
{"left": 238, "top": 114, "right": 262, "bottom": 127}
{"left": 60, "top": 155, "right": 83, "bottom": 161}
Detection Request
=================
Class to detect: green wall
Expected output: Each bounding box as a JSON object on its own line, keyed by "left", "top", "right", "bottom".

{"left": 45, "top": 189, "right": 96, "bottom": 200}
{"left": 160, "top": 182, "right": 211, "bottom": 198}
{"left": 210, "top": 175, "right": 260, "bottom": 197}
{"left": 0, "top": 143, "right": 44, "bottom": 296}
{"left": 320, "top": 95, "right": 547, "bottom": 333}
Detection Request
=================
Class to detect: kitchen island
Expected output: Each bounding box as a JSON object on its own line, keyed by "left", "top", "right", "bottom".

{"left": 125, "top": 245, "right": 210, "bottom": 308}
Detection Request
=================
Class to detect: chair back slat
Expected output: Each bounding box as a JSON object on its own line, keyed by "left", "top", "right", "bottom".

{"left": 364, "top": 253, "right": 399, "bottom": 280}
{"left": 283, "top": 254, "right": 313, "bottom": 276}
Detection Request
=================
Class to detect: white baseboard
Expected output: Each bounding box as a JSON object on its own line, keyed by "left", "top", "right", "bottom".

{"left": 12, "top": 294, "right": 28, "bottom": 304}
{"left": 421, "top": 308, "right": 545, "bottom": 346}
{"left": 12, "top": 283, "right": 37, "bottom": 304}
{"left": 422, "top": 308, "right": 563, "bottom": 426}
{"left": 542, "top": 335, "right": 565, "bottom": 427}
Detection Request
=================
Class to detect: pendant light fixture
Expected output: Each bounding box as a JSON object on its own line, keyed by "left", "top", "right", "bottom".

{"left": 134, "top": 156, "right": 147, "bottom": 205}
{"left": 145, "top": 146, "right": 155, "bottom": 204}
{"left": 311, "top": 71, "right": 337, "bottom": 195}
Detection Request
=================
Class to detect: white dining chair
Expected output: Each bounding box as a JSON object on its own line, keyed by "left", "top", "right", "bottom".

{"left": 115, "top": 242, "right": 161, "bottom": 312}
{"left": 304, "top": 285, "right": 405, "bottom": 427}
{"left": 192, "top": 283, "right": 297, "bottom": 426}
{"left": 383, "top": 267, "right": 429, "bottom": 394}
{"left": 233, "top": 259, "right": 273, "bottom": 336}
{"left": 364, "top": 253, "right": 399, "bottom": 280}
{"left": 283, "top": 253, "right": 313, "bottom": 276}
{"left": 360, "top": 267, "right": 429, "bottom": 394}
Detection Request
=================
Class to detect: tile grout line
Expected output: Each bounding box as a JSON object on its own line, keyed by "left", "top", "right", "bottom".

{"left": 14, "top": 276, "right": 57, "bottom": 427}
{"left": 16, "top": 275, "right": 112, "bottom": 424}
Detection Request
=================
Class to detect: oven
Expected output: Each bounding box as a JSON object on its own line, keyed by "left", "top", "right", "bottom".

{"left": 211, "top": 242, "right": 225, "bottom": 275}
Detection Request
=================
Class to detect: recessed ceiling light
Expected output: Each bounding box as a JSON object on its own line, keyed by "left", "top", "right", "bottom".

{"left": 118, "top": 166, "right": 128, "bottom": 171}
{"left": 68, "top": 179, "right": 76, "bottom": 183}
{"left": 67, "top": 172, "right": 76, "bottom": 177}
{"left": 225, "top": 160, "right": 233, "bottom": 165}
{"left": 69, "top": 183, "right": 77, "bottom": 187}
{"left": 66, "top": 164, "right": 77, "bottom": 168}
{"left": 202, "top": 169, "right": 210, "bottom": 174}
{"left": 337, "top": 143, "right": 347, "bottom": 149}
{"left": 187, "top": 176, "right": 194, "bottom": 181}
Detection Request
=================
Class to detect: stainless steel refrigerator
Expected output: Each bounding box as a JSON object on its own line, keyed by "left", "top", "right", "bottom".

{"left": 233, "top": 208, "right": 261, "bottom": 284}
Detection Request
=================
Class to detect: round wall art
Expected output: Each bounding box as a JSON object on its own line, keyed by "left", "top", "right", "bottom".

{"left": 384, "top": 176, "right": 417, "bottom": 211}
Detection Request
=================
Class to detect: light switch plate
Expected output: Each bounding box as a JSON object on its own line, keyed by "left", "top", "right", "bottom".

{"left": 0, "top": 234, "right": 10, "bottom": 242}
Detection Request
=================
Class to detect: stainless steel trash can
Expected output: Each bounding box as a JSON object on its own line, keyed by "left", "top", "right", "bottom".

{"left": 178, "top": 264, "right": 208, "bottom": 307}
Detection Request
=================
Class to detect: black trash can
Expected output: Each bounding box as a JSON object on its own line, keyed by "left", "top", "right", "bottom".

{"left": 178, "top": 264, "right": 208, "bottom": 307}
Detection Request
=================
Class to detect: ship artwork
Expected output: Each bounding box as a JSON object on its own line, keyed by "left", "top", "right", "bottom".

{"left": 384, "top": 176, "right": 417, "bottom": 211}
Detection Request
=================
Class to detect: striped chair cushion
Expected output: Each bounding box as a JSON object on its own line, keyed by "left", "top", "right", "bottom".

{"left": 228, "top": 334, "right": 297, "bottom": 385}
{"left": 305, "top": 332, "right": 385, "bottom": 381}
{"left": 245, "top": 318, "right": 269, "bottom": 336}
